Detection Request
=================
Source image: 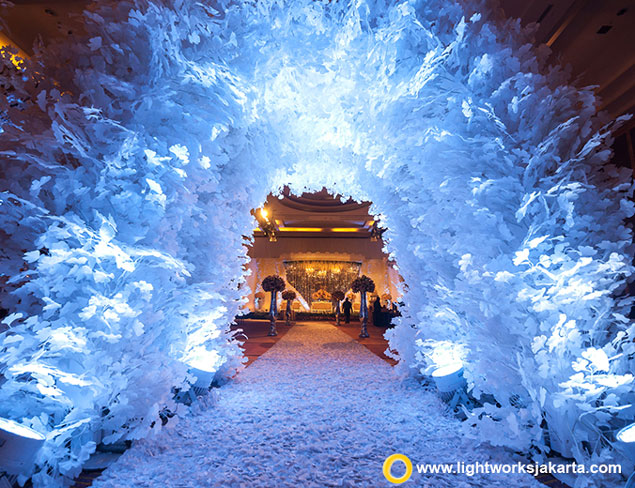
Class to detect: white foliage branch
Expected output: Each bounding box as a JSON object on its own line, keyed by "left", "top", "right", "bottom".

{"left": 0, "top": 0, "right": 633, "bottom": 486}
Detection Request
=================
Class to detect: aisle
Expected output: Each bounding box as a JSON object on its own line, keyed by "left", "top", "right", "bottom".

{"left": 92, "top": 322, "right": 543, "bottom": 487}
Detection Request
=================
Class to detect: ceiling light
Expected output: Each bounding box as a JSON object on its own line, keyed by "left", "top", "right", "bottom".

{"left": 278, "top": 227, "right": 324, "bottom": 232}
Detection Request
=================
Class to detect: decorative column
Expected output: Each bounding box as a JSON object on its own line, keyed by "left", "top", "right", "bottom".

{"left": 262, "top": 275, "right": 285, "bottom": 337}
{"left": 351, "top": 275, "right": 375, "bottom": 339}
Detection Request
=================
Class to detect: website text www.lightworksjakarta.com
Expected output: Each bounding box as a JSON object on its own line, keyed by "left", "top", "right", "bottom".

{"left": 417, "top": 461, "right": 622, "bottom": 476}
{"left": 382, "top": 454, "right": 622, "bottom": 484}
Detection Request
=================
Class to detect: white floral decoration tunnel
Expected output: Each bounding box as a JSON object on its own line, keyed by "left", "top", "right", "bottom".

{"left": 0, "top": 0, "right": 633, "bottom": 486}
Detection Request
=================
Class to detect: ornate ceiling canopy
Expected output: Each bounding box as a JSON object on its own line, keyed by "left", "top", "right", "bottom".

{"left": 253, "top": 187, "right": 380, "bottom": 239}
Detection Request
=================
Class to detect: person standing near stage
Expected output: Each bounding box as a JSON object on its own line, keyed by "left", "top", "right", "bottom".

{"left": 372, "top": 295, "right": 382, "bottom": 326}
{"left": 342, "top": 297, "right": 352, "bottom": 323}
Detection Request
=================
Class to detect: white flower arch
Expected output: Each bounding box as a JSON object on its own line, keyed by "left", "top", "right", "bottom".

{"left": 0, "top": 0, "right": 633, "bottom": 485}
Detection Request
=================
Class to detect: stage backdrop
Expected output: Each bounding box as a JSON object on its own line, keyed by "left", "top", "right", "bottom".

{"left": 243, "top": 255, "right": 402, "bottom": 312}
{"left": 283, "top": 260, "right": 360, "bottom": 306}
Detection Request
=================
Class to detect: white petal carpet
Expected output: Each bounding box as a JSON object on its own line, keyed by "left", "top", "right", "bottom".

{"left": 92, "top": 322, "right": 543, "bottom": 487}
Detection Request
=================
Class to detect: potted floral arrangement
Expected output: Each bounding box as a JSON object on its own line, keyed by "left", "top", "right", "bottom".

{"left": 331, "top": 290, "right": 345, "bottom": 326}
{"left": 262, "top": 275, "right": 285, "bottom": 336}
{"left": 281, "top": 290, "right": 296, "bottom": 325}
{"left": 351, "top": 275, "right": 375, "bottom": 338}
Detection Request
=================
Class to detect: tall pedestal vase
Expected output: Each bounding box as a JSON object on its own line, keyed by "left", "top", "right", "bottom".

{"left": 285, "top": 299, "right": 292, "bottom": 326}
{"left": 359, "top": 292, "right": 369, "bottom": 338}
{"left": 351, "top": 275, "right": 374, "bottom": 338}
{"left": 331, "top": 291, "right": 345, "bottom": 326}
{"left": 268, "top": 291, "right": 278, "bottom": 336}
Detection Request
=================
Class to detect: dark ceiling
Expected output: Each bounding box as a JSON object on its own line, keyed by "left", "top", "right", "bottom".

{"left": 499, "top": 0, "right": 634, "bottom": 126}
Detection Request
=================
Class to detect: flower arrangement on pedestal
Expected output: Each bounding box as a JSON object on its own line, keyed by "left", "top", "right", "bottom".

{"left": 351, "top": 275, "right": 375, "bottom": 338}
{"left": 262, "top": 275, "right": 285, "bottom": 336}
{"left": 312, "top": 289, "right": 331, "bottom": 301}
{"left": 281, "top": 290, "right": 296, "bottom": 325}
{"left": 331, "top": 290, "right": 345, "bottom": 326}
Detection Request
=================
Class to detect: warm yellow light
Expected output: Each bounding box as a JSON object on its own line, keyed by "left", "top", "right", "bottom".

{"left": 260, "top": 208, "right": 268, "bottom": 220}
{"left": 330, "top": 228, "right": 360, "bottom": 232}
{"left": 0, "top": 32, "right": 27, "bottom": 70}
{"left": 278, "top": 227, "right": 324, "bottom": 232}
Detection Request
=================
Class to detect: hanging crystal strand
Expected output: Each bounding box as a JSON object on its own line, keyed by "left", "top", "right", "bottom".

{"left": 359, "top": 291, "right": 369, "bottom": 338}
{"left": 268, "top": 291, "right": 278, "bottom": 336}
